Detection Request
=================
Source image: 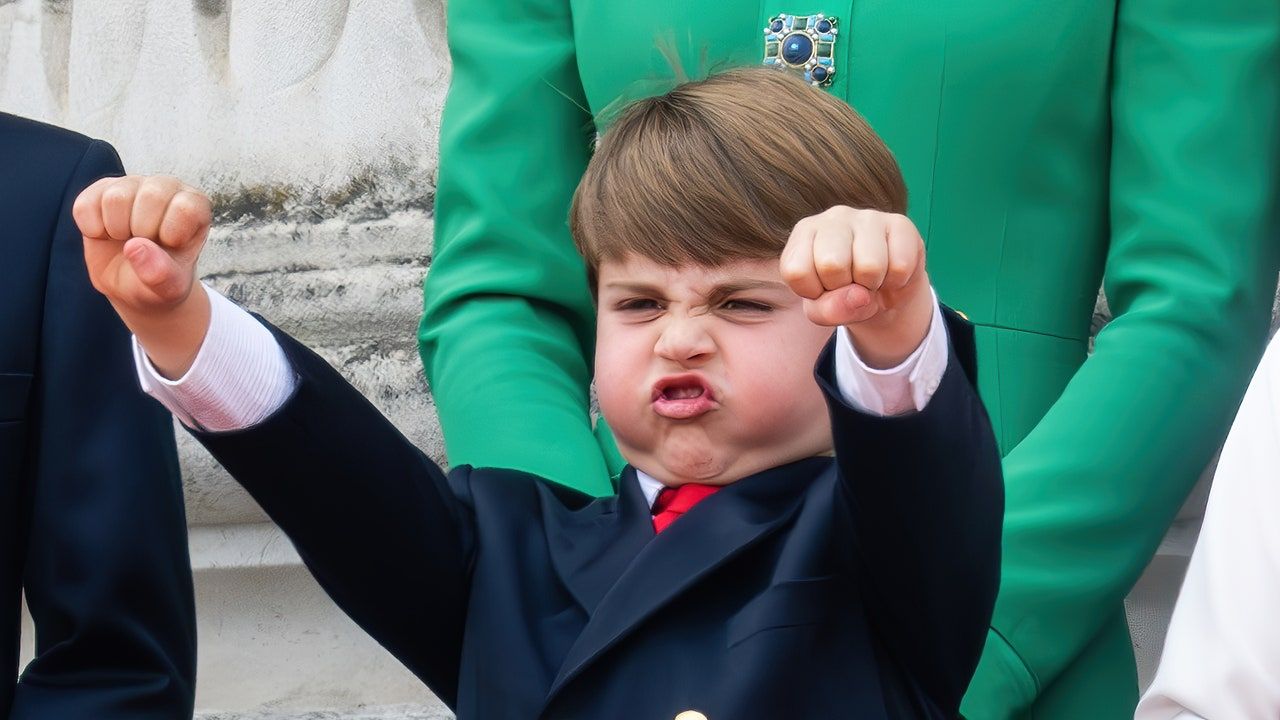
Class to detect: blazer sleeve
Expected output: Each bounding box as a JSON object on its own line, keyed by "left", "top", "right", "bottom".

{"left": 963, "top": 2, "right": 1280, "bottom": 716}
{"left": 816, "top": 310, "right": 1004, "bottom": 715}
{"left": 14, "top": 140, "right": 196, "bottom": 720}
{"left": 1134, "top": 334, "right": 1280, "bottom": 719}
{"left": 417, "top": 0, "right": 618, "bottom": 496}
{"left": 193, "top": 323, "right": 477, "bottom": 709}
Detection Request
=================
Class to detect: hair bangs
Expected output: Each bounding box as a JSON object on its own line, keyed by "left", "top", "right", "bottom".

{"left": 571, "top": 67, "right": 907, "bottom": 292}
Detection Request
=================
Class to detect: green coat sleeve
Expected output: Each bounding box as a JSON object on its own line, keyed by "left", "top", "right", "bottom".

{"left": 962, "top": 2, "right": 1280, "bottom": 716}
{"left": 419, "top": 0, "right": 617, "bottom": 495}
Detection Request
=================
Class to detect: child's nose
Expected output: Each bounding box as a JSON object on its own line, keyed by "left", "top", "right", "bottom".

{"left": 654, "top": 317, "right": 715, "bottom": 365}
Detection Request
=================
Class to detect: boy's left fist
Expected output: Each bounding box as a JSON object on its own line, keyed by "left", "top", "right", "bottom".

{"left": 780, "top": 206, "right": 934, "bottom": 367}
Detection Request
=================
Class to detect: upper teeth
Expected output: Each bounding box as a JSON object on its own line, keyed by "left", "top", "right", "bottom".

{"left": 666, "top": 386, "right": 704, "bottom": 400}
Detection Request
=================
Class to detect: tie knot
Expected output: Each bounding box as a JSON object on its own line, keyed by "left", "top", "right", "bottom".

{"left": 652, "top": 483, "right": 720, "bottom": 533}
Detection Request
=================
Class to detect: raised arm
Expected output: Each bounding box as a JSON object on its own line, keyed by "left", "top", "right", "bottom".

{"left": 962, "top": 1, "right": 1280, "bottom": 714}
{"left": 782, "top": 206, "right": 1004, "bottom": 713}
{"left": 189, "top": 310, "right": 478, "bottom": 706}
{"left": 419, "top": 0, "right": 617, "bottom": 494}
{"left": 74, "top": 176, "right": 478, "bottom": 705}
{"left": 818, "top": 312, "right": 1003, "bottom": 714}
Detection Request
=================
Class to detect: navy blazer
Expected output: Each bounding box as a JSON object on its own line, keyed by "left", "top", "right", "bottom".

{"left": 196, "top": 312, "right": 1002, "bottom": 719}
{"left": 0, "top": 114, "right": 195, "bottom": 719}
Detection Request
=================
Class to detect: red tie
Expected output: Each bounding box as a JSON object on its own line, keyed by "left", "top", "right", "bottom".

{"left": 651, "top": 483, "right": 720, "bottom": 533}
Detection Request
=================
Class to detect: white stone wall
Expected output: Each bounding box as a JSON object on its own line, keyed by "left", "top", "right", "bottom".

{"left": 1, "top": 0, "right": 447, "bottom": 193}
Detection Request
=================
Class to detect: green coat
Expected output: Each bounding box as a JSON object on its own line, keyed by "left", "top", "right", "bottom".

{"left": 420, "top": 1, "right": 1280, "bottom": 717}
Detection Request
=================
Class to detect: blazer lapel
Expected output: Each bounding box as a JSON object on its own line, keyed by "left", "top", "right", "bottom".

{"left": 542, "top": 458, "right": 830, "bottom": 710}
{"left": 542, "top": 467, "right": 655, "bottom": 615}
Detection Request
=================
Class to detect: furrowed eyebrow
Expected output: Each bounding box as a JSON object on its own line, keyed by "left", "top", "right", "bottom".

{"left": 705, "top": 280, "right": 790, "bottom": 304}
{"left": 601, "top": 279, "right": 790, "bottom": 303}
{"left": 602, "top": 282, "right": 666, "bottom": 296}
{"left": 711, "top": 280, "right": 789, "bottom": 293}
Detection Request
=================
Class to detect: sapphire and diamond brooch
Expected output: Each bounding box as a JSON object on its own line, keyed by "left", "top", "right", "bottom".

{"left": 762, "top": 13, "right": 838, "bottom": 87}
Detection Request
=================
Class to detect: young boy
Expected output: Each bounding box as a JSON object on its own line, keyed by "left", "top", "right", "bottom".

{"left": 77, "top": 69, "right": 1002, "bottom": 718}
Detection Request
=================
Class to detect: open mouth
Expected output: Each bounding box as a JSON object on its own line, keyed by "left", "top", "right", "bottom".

{"left": 651, "top": 374, "right": 718, "bottom": 419}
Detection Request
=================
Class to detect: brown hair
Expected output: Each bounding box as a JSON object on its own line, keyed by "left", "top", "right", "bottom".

{"left": 570, "top": 67, "right": 907, "bottom": 289}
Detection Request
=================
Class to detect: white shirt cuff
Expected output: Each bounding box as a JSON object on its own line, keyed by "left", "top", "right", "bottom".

{"left": 133, "top": 284, "right": 298, "bottom": 431}
{"left": 833, "top": 293, "right": 949, "bottom": 416}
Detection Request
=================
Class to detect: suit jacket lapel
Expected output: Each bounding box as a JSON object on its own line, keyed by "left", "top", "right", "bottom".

{"left": 542, "top": 458, "right": 830, "bottom": 710}
{"left": 542, "top": 467, "right": 654, "bottom": 614}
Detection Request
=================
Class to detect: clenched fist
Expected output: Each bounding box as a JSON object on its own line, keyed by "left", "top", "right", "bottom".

{"left": 780, "top": 206, "right": 935, "bottom": 368}
{"left": 73, "top": 175, "right": 214, "bottom": 378}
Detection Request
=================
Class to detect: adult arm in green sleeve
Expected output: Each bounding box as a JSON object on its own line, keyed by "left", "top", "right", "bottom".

{"left": 420, "top": 0, "right": 616, "bottom": 495}
{"left": 962, "top": 2, "right": 1280, "bottom": 717}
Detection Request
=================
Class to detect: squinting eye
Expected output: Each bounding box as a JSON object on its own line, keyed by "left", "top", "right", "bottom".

{"left": 616, "top": 298, "right": 662, "bottom": 312}
{"left": 722, "top": 300, "right": 773, "bottom": 312}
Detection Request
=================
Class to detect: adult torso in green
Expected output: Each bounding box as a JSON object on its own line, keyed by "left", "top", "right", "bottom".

{"left": 422, "top": 2, "right": 1280, "bottom": 718}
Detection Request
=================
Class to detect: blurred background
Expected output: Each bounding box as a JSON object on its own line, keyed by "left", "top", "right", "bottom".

{"left": 1, "top": 1, "right": 1276, "bottom": 717}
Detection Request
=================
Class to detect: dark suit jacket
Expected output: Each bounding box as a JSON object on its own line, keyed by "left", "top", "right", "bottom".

{"left": 196, "top": 312, "right": 1002, "bottom": 719}
{"left": 0, "top": 114, "right": 196, "bottom": 719}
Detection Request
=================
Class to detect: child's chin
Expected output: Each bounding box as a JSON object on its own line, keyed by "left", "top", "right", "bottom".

{"left": 656, "top": 443, "right": 732, "bottom": 483}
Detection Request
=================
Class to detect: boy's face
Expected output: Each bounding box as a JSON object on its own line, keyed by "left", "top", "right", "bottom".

{"left": 595, "top": 254, "right": 835, "bottom": 487}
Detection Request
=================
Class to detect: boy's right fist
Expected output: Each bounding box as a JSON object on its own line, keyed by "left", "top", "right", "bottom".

{"left": 73, "top": 175, "right": 214, "bottom": 378}
{"left": 73, "top": 175, "right": 210, "bottom": 313}
{"left": 780, "top": 206, "right": 934, "bottom": 369}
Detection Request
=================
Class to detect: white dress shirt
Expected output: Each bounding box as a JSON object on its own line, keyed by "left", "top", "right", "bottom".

{"left": 1135, "top": 332, "right": 1280, "bottom": 720}
{"left": 136, "top": 285, "right": 951, "bottom": 511}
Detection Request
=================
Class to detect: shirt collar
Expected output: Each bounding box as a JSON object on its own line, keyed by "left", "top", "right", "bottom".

{"left": 635, "top": 469, "right": 666, "bottom": 510}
